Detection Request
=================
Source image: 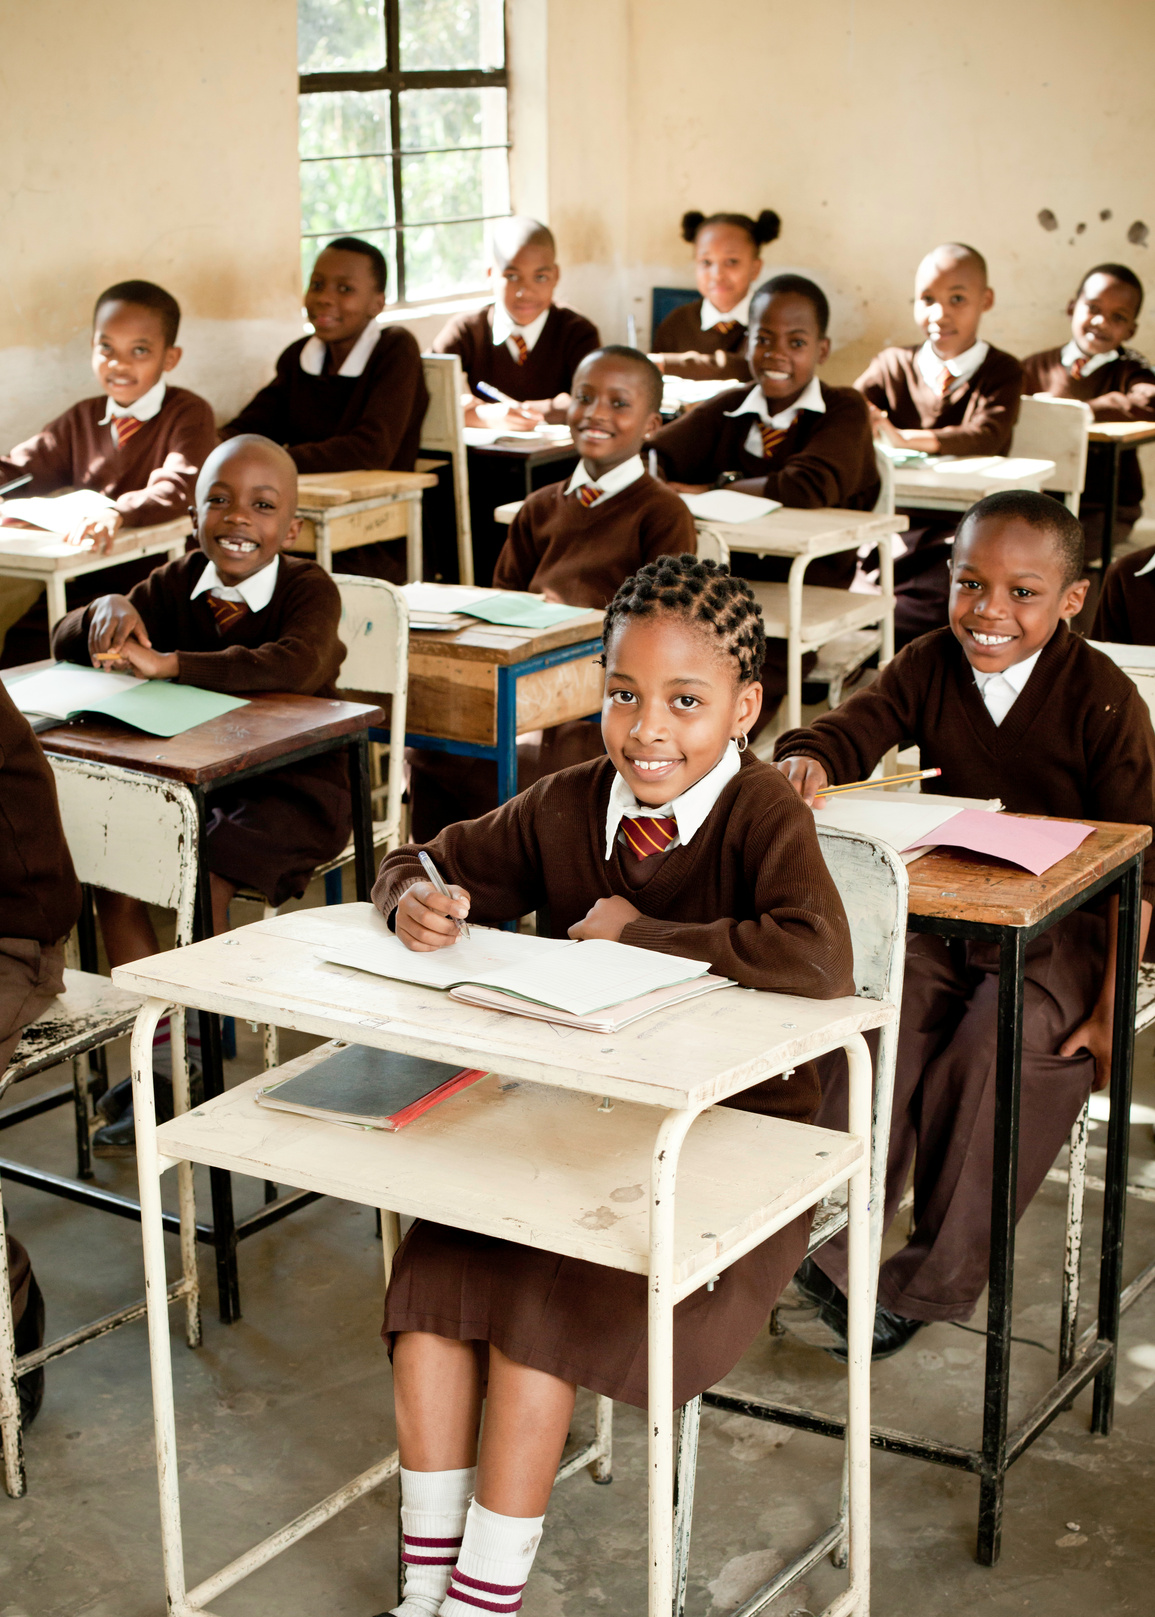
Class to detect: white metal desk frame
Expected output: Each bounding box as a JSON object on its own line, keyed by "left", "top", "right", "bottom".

{"left": 295, "top": 478, "right": 428, "bottom": 582}
{"left": 116, "top": 912, "right": 889, "bottom": 1617}
{"left": 0, "top": 517, "right": 189, "bottom": 628}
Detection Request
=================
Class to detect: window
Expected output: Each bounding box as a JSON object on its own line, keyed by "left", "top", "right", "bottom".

{"left": 298, "top": 1, "right": 510, "bottom": 306}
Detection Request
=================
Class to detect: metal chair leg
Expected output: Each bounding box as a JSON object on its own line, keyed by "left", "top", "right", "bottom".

{"left": 0, "top": 1189, "right": 27, "bottom": 1498}
{"left": 593, "top": 1394, "right": 613, "bottom": 1483}
{"left": 170, "top": 1007, "right": 202, "bottom": 1352}
{"left": 71, "top": 1054, "right": 93, "bottom": 1181}
{"left": 672, "top": 1396, "right": 702, "bottom": 1617}
{"left": 1060, "top": 1101, "right": 1090, "bottom": 1376}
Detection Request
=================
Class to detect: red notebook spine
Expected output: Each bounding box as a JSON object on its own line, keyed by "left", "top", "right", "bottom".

{"left": 385, "top": 1067, "right": 488, "bottom": 1131}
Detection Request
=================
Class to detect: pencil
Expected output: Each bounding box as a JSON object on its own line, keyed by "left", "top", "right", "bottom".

{"left": 819, "top": 768, "right": 942, "bottom": 798}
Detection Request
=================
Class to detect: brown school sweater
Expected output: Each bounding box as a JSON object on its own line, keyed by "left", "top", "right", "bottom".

{"left": 50, "top": 552, "right": 351, "bottom": 822}
{"left": 774, "top": 622, "right": 1155, "bottom": 902}
{"left": 855, "top": 345, "right": 1023, "bottom": 457}
{"left": 0, "top": 387, "right": 215, "bottom": 529}
{"left": 492, "top": 472, "right": 698, "bottom": 607}
{"left": 1021, "top": 346, "right": 1155, "bottom": 510}
{"left": 1092, "top": 545, "right": 1155, "bottom": 645}
{"left": 373, "top": 751, "right": 856, "bottom": 1123}
{"left": 0, "top": 680, "right": 81, "bottom": 945}
{"left": 432, "top": 304, "right": 600, "bottom": 405}
{"left": 652, "top": 300, "right": 751, "bottom": 382}
{"left": 221, "top": 328, "right": 428, "bottom": 474}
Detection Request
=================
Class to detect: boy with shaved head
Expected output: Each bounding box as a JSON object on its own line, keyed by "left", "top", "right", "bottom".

{"left": 855, "top": 244, "right": 1023, "bottom": 644}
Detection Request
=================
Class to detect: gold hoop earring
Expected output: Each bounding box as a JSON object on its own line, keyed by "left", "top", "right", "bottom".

{"left": 734, "top": 732, "right": 749, "bottom": 754}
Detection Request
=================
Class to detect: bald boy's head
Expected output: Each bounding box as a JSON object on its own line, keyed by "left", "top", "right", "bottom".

{"left": 490, "top": 215, "right": 557, "bottom": 270}
{"left": 914, "top": 242, "right": 994, "bottom": 360}
{"left": 196, "top": 435, "right": 298, "bottom": 505}
{"left": 917, "top": 242, "right": 989, "bottom": 288}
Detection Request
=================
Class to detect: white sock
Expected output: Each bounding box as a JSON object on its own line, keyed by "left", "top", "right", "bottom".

{"left": 388, "top": 1465, "right": 475, "bottom": 1617}
{"left": 440, "top": 1500, "right": 544, "bottom": 1615}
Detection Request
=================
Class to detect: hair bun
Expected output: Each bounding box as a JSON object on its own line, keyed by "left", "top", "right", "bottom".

{"left": 680, "top": 210, "right": 706, "bottom": 244}
{"left": 754, "top": 210, "right": 781, "bottom": 245}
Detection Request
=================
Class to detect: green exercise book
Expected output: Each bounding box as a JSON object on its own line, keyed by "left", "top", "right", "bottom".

{"left": 8, "top": 663, "right": 249, "bottom": 737}
{"left": 256, "top": 1043, "right": 487, "bottom": 1131}
{"left": 464, "top": 595, "right": 588, "bottom": 630}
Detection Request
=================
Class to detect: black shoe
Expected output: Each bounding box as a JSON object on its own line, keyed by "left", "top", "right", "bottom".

{"left": 792, "top": 1256, "right": 851, "bottom": 1356}
{"left": 96, "top": 1075, "right": 133, "bottom": 1124}
{"left": 14, "top": 1270, "right": 46, "bottom": 1428}
{"left": 92, "top": 1079, "right": 174, "bottom": 1157}
{"left": 870, "top": 1304, "right": 929, "bottom": 1361}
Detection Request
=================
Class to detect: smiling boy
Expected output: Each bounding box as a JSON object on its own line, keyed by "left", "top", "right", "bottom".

{"left": 773, "top": 489, "right": 1155, "bottom": 1356}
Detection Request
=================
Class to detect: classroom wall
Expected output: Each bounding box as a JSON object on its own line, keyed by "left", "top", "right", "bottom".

{"left": 0, "top": 0, "right": 304, "bottom": 449}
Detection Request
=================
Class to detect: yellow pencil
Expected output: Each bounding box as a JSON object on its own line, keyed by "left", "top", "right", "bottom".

{"left": 819, "top": 767, "right": 941, "bottom": 797}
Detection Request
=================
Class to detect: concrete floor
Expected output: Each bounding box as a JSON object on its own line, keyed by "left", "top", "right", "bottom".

{"left": 3, "top": 898, "right": 1155, "bottom": 1616}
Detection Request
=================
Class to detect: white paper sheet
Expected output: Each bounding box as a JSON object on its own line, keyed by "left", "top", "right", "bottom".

{"left": 7, "top": 663, "right": 142, "bottom": 719}
{"left": 1089, "top": 640, "right": 1155, "bottom": 672}
{"left": 679, "top": 489, "right": 783, "bottom": 523}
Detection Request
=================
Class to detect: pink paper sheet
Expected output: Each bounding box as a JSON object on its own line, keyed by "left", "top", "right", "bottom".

{"left": 903, "top": 810, "right": 1094, "bottom": 876}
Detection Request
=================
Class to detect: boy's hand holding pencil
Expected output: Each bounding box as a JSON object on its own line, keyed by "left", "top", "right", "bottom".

{"left": 88, "top": 593, "right": 152, "bottom": 673}
{"left": 775, "top": 758, "right": 941, "bottom": 808}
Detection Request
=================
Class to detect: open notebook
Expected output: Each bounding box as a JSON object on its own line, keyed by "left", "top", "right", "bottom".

{"left": 7, "top": 663, "right": 249, "bottom": 737}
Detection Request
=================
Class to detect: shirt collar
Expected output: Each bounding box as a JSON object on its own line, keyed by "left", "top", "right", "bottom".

{"left": 299, "top": 319, "right": 382, "bottom": 378}
{"left": 725, "top": 375, "right": 826, "bottom": 429}
{"left": 970, "top": 646, "right": 1042, "bottom": 696}
{"left": 565, "top": 453, "right": 646, "bottom": 504}
{"left": 700, "top": 292, "right": 752, "bottom": 332}
{"left": 492, "top": 301, "right": 550, "bottom": 352}
{"left": 604, "top": 741, "right": 742, "bottom": 861}
{"left": 1060, "top": 338, "right": 1119, "bottom": 378}
{"left": 99, "top": 377, "right": 167, "bottom": 425}
{"left": 915, "top": 338, "right": 989, "bottom": 393}
{"left": 190, "top": 554, "right": 281, "bottom": 610}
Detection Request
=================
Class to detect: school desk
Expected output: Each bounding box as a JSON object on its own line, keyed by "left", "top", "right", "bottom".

{"left": 401, "top": 595, "right": 605, "bottom": 803}
{"left": 735, "top": 819, "right": 1147, "bottom": 1568}
{"left": 293, "top": 469, "right": 439, "bottom": 582}
{"left": 0, "top": 516, "right": 188, "bottom": 628}
{"left": 462, "top": 428, "right": 578, "bottom": 499}
{"left": 111, "top": 902, "right": 889, "bottom": 1617}
{"left": 1086, "top": 421, "right": 1155, "bottom": 575}
{"left": 0, "top": 666, "right": 383, "bottom": 1324}
{"left": 464, "top": 433, "right": 580, "bottom": 588}
{"left": 890, "top": 455, "right": 1056, "bottom": 513}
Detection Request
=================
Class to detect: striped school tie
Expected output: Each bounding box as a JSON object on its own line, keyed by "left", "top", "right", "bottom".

{"left": 511, "top": 332, "right": 529, "bottom": 365}
{"left": 759, "top": 423, "right": 787, "bottom": 459}
{"left": 115, "top": 416, "right": 143, "bottom": 447}
{"left": 714, "top": 320, "right": 740, "bottom": 336}
{"left": 206, "top": 594, "right": 249, "bottom": 635}
{"left": 1069, "top": 355, "right": 1088, "bottom": 379}
{"left": 620, "top": 814, "right": 678, "bottom": 859}
{"left": 937, "top": 366, "right": 955, "bottom": 398}
{"left": 575, "top": 483, "right": 603, "bottom": 508}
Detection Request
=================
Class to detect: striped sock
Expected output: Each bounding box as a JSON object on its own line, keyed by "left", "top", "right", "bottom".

{"left": 439, "top": 1500, "right": 544, "bottom": 1615}
{"left": 389, "top": 1465, "right": 475, "bottom": 1617}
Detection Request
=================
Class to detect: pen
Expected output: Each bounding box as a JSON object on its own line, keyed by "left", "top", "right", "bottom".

{"left": 476, "top": 380, "right": 519, "bottom": 406}
{"left": 418, "top": 850, "right": 470, "bottom": 940}
{"left": 0, "top": 473, "right": 32, "bottom": 498}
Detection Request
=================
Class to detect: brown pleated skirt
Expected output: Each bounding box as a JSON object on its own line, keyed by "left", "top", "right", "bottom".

{"left": 381, "top": 1210, "right": 810, "bottom": 1411}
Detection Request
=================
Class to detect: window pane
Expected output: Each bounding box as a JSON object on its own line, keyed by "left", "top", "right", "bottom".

{"left": 402, "top": 219, "right": 487, "bottom": 301}
{"left": 301, "top": 229, "right": 394, "bottom": 303}
{"left": 301, "top": 155, "right": 394, "bottom": 235}
{"left": 298, "top": 0, "right": 385, "bottom": 73}
{"left": 300, "top": 89, "right": 391, "bottom": 160}
{"left": 399, "top": 0, "right": 504, "bottom": 71}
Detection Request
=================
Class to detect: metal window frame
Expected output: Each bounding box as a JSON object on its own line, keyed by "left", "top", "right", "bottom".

{"left": 298, "top": 0, "right": 509, "bottom": 305}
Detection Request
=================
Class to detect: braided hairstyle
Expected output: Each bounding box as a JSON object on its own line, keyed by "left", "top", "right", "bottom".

{"left": 602, "top": 554, "right": 766, "bottom": 685}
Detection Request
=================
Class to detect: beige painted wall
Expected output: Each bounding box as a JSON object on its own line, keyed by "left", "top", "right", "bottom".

{"left": 0, "top": 0, "right": 304, "bottom": 447}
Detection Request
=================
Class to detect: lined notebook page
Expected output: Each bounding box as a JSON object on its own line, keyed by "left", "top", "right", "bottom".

{"left": 322, "top": 925, "right": 570, "bottom": 992}
{"left": 471, "top": 939, "right": 710, "bottom": 1016}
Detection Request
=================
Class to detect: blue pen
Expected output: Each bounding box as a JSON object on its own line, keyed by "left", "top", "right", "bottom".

{"left": 476, "top": 380, "right": 518, "bottom": 406}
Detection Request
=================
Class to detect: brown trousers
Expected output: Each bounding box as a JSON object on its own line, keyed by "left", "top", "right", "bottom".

{"left": 813, "top": 913, "right": 1102, "bottom": 1322}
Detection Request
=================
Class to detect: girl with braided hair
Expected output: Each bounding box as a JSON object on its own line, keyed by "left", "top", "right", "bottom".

{"left": 369, "top": 554, "right": 853, "bottom": 1617}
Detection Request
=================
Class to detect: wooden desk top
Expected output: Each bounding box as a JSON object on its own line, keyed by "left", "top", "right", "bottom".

{"left": 410, "top": 607, "right": 604, "bottom": 666}
{"left": 465, "top": 438, "right": 577, "bottom": 464}
{"left": 1087, "top": 421, "right": 1155, "bottom": 446}
{"left": 0, "top": 516, "right": 188, "bottom": 574}
{"left": 296, "top": 470, "right": 438, "bottom": 510}
{"left": 700, "top": 506, "right": 908, "bottom": 556}
{"left": 113, "top": 903, "right": 892, "bottom": 1111}
{"left": 32, "top": 689, "right": 383, "bottom": 786}
{"left": 906, "top": 819, "right": 1150, "bottom": 929}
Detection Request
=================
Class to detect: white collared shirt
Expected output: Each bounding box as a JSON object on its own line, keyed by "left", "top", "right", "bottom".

{"left": 191, "top": 554, "right": 281, "bottom": 612}
{"left": 604, "top": 740, "right": 742, "bottom": 861}
{"left": 915, "top": 338, "right": 989, "bottom": 398}
{"left": 299, "top": 319, "right": 382, "bottom": 378}
{"left": 492, "top": 301, "right": 550, "bottom": 362}
{"left": 1060, "top": 338, "right": 1119, "bottom": 379}
{"left": 99, "top": 378, "right": 167, "bottom": 446}
{"left": 565, "top": 453, "right": 646, "bottom": 507}
{"left": 700, "top": 292, "right": 752, "bottom": 333}
{"left": 726, "top": 376, "right": 826, "bottom": 459}
{"left": 970, "top": 647, "right": 1041, "bottom": 726}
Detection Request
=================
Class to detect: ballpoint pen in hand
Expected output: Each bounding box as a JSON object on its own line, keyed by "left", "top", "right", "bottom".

{"left": 418, "top": 850, "right": 471, "bottom": 940}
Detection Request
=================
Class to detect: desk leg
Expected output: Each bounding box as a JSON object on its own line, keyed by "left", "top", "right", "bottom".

{"left": 45, "top": 574, "right": 68, "bottom": 632}
{"left": 496, "top": 665, "right": 518, "bottom": 806}
{"left": 192, "top": 790, "right": 241, "bottom": 1326}
{"left": 349, "top": 734, "right": 375, "bottom": 900}
{"left": 977, "top": 927, "right": 1026, "bottom": 1566}
{"left": 1093, "top": 856, "right": 1141, "bottom": 1433}
{"left": 878, "top": 533, "right": 895, "bottom": 667}
{"left": 316, "top": 516, "right": 333, "bottom": 575}
{"left": 786, "top": 556, "right": 806, "bottom": 732}
{"left": 1101, "top": 442, "right": 1122, "bottom": 577}
{"left": 406, "top": 494, "right": 424, "bottom": 583}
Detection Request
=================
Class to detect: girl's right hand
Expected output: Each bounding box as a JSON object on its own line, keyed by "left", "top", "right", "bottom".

{"left": 774, "top": 756, "right": 830, "bottom": 807}
{"left": 395, "top": 881, "right": 472, "bottom": 951}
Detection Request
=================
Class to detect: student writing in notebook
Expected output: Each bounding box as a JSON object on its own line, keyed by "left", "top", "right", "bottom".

{"left": 370, "top": 554, "right": 854, "bottom": 1617}
{"left": 773, "top": 490, "right": 1155, "bottom": 1360}
{"left": 50, "top": 436, "right": 352, "bottom": 1151}
{"left": 649, "top": 208, "right": 781, "bottom": 382}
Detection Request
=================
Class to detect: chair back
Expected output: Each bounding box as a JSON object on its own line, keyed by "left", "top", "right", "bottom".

{"left": 651, "top": 287, "right": 699, "bottom": 340}
{"left": 49, "top": 758, "right": 199, "bottom": 946}
{"left": 420, "top": 352, "right": 474, "bottom": 584}
{"left": 333, "top": 574, "right": 410, "bottom": 843}
{"left": 872, "top": 444, "right": 896, "bottom": 516}
{"left": 1011, "top": 394, "right": 1092, "bottom": 514}
{"left": 693, "top": 526, "right": 730, "bottom": 568}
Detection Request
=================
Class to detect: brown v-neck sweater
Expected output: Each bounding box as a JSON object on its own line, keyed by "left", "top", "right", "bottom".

{"left": 774, "top": 623, "right": 1155, "bottom": 901}
{"left": 855, "top": 344, "right": 1022, "bottom": 457}
{"left": 431, "top": 303, "right": 600, "bottom": 406}
{"left": 1021, "top": 346, "right": 1155, "bottom": 509}
{"left": 0, "top": 680, "right": 81, "bottom": 945}
{"left": 651, "top": 299, "right": 752, "bottom": 382}
{"left": 374, "top": 750, "right": 856, "bottom": 1124}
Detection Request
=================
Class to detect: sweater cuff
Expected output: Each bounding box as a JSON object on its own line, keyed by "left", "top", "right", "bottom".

{"left": 618, "top": 913, "right": 688, "bottom": 956}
